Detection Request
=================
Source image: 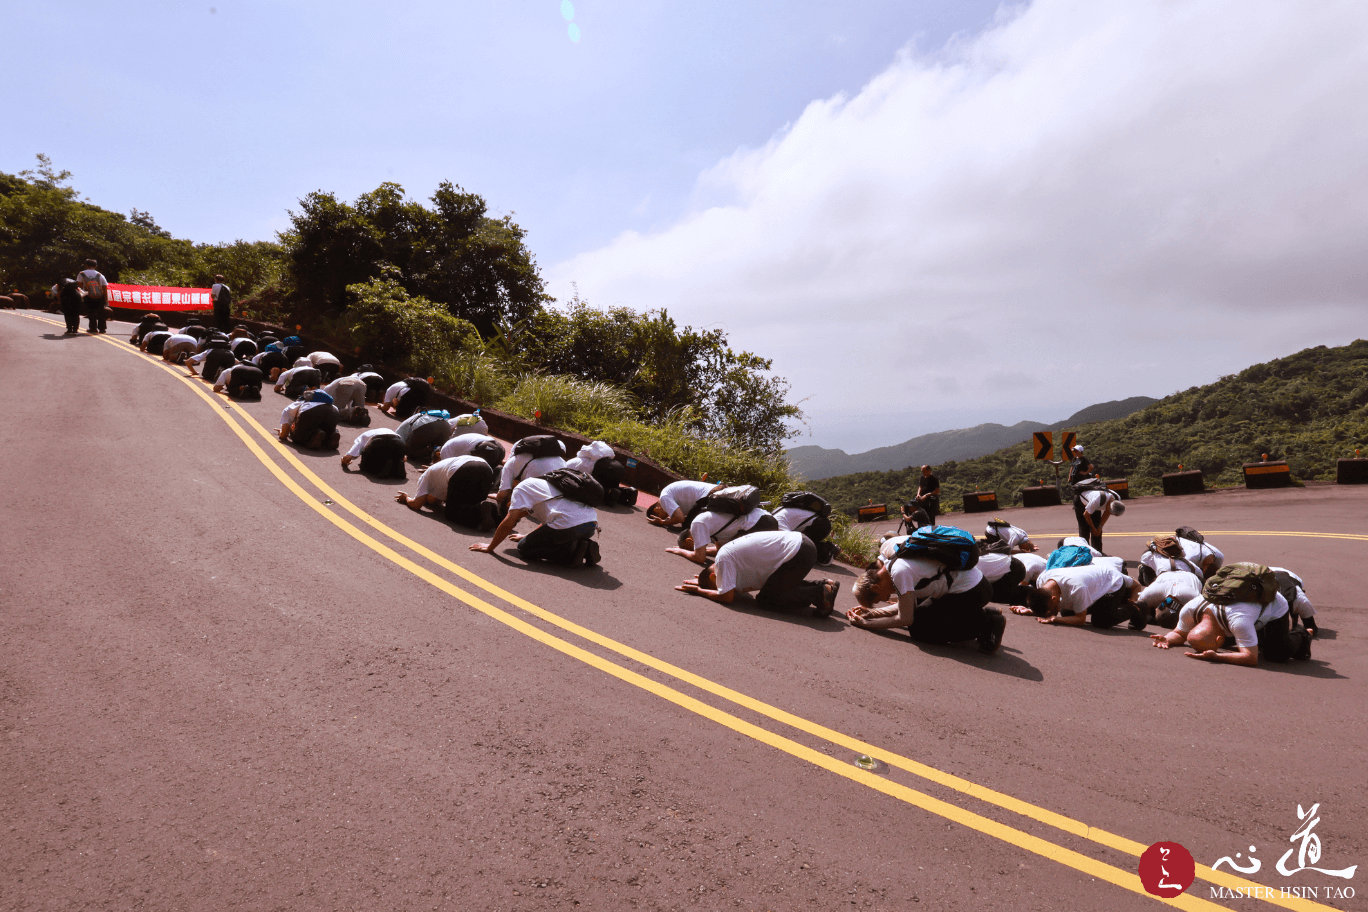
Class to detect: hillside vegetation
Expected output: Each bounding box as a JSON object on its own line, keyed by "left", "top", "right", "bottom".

{"left": 809, "top": 341, "right": 1368, "bottom": 516}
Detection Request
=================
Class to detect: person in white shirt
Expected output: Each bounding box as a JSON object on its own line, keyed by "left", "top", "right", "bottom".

{"left": 448, "top": 412, "right": 489, "bottom": 438}
{"left": 75, "top": 259, "right": 108, "bottom": 333}
{"left": 395, "top": 455, "right": 500, "bottom": 529}
{"left": 772, "top": 502, "right": 835, "bottom": 564}
{"left": 211, "top": 363, "right": 264, "bottom": 400}
{"left": 667, "top": 507, "right": 779, "bottom": 565}
{"left": 379, "top": 378, "right": 430, "bottom": 420}
{"left": 351, "top": 366, "right": 386, "bottom": 403}
{"left": 496, "top": 448, "right": 566, "bottom": 510}
{"left": 675, "top": 531, "right": 838, "bottom": 618}
{"left": 1135, "top": 569, "right": 1203, "bottom": 629}
{"left": 848, "top": 546, "right": 1004, "bottom": 653}
{"left": 437, "top": 433, "right": 504, "bottom": 466}
{"left": 306, "top": 350, "right": 343, "bottom": 383}
{"left": 1033, "top": 563, "right": 1141, "bottom": 629}
{"left": 1056, "top": 537, "right": 1126, "bottom": 575}
{"left": 1073, "top": 485, "right": 1124, "bottom": 552}
{"left": 1271, "top": 567, "right": 1318, "bottom": 637}
{"left": 277, "top": 393, "right": 340, "bottom": 450}
{"left": 161, "top": 333, "right": 199, "bottom": 363}
{"left": 341, "top": 428, "right": 407, "bottom": 479}
{"left": 273, "top": 358, "right": 320, "bottom": 391}
{"left": 324, "top": 375, "right": 369, "bottom": 423}
{"left": 140, "top": 329, "right": 173, "bottom": 355}
{"left": 470, "top": 474, "right": 600, "bottom": 566}
{"left": 1151, "top": 588, "right": 1295, "bottom": 666}
{"left": 228, "top": 335, "right": 257, "bottom": 360}
{"left": 647, "top": 480, "right": 720, "bottom": 528}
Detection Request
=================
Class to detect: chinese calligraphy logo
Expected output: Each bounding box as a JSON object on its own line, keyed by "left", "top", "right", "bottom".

{"left": 1140, "top": 842, "right": 1196, "bottom": 897}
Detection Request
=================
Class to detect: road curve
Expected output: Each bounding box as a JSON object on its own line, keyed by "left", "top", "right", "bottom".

{"left": 3, "top": 311, "right": 1365, "bottom": 912}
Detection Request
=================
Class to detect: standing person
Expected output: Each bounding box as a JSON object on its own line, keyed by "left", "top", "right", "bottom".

{"left": 210, "top": 275, "right": 233, "bottom": 330}
{"left": 57, "top": 278, "right": 84, "bottom": 334}
{"left": 913, "top": 465, "right": 940, "bottom": 525}
{"left": 1073, "top": 482, "right": 1124, "bottom": 553}
{"left": 1067, "top": 445, "right": 1096, "bottom": 486}
{"left": 76, "top": 259, "right": 108, "bottom": 334}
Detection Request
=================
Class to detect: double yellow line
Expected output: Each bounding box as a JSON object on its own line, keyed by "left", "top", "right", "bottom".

{"left": 13, "top": 312, "right": 1339, "bottom": 911}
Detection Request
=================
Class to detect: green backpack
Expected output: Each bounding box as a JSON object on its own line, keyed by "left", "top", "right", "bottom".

{"left": 1201, "top": 562, "right": 1278, "bottom": 607}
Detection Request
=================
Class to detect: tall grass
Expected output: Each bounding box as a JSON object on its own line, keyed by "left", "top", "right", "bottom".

{"left": 496, "top": 374, "right": 640, "bottom": 431}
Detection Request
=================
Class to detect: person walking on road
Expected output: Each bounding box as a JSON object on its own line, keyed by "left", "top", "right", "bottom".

{"left": 76, "top": 259, "right": 108, "bottom": 334}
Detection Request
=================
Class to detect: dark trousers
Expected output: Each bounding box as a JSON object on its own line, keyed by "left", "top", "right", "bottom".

{"left": 918, "top": 496, "right": 939, "bottom": 525}
{"left": 62, "top": 307, "right": 81, "bottom": 333}
{"left": 86, "top": 300, "right": 107, "bottom": 333}
{"left": 1073, "top": 501, "right": 1103, "bottom": 551}
{"left": 518, "top": 520, "right": 597, "bottom": 565}
{"left": 214, "top": 303, "right": 231, "bottom": 330}
{"left": 1086, "top": 587, "right": 1136, "bottom": 628}
{"left": 909, "top": 576, "right": 993, "bottom": 644}
{"left": 291, "top": 404, "right": 339, "bottom": 447}
{"left": 989, "top": 557, "right": 1027, "bottom": 604}
{"left": 1257, "top": 611, "right": 1294, "bottom": 663}
{"left": 754, "top": 536, "right": 826, "bottom": 615}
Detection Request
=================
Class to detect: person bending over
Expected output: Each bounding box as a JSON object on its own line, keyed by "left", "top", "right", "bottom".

{"left": 1151, "top": 593, "right": 1293, "bottom": 666}
{"left": 342, "top": 428, "right": 407, "bottom": 479}
{"left": 307, "top": 350, "right": 343, "bottom": 383}
{"left": 129, "top": 313, "right": 164, "bottom": 344}
{"left": 495, "top": 440, "right": 566, "bottom": 511}
{"left": 160, "top": 332, "right": 199, "bottom": 364}
{"left": 274, "top": 359, "right": 323, "bottom": 398}
{"left": 847, "top": 551, "right": 1004, "bottom": 654}
{"left": 667, "top": 506, "right": 778, "bottom": 565}
{"left": 213, "top": 363, "right": 264, "bottom": 400}
{"left": 324, "top": 374, "right": 370, "bottom": 425}
{"left": 395, "top": 454, "right": 501, "bottom": 530}
{"left": 647, "top": 480, "right": 721, "bottom": 528}
{"left": 676, "top": 531, "right": 838, "bottom": 618}
{"left": 379, "top": 378, "right": 430, "bottom": 420}
{"left": 1072, "top": 484, "right": 1124, "bottom": 553}
{"left": 57, "top": 278, "right": 84, "bottom": 334}
{"left": 469, "top": 473, "right": 600, "bottom": 567}
{"left": 277, "top": 393, "right": 341, "bottom": 450}
{"left": 436, "top": 433, "right": 505, "bottom": 467}
{"left": 1031, "top": 562, "right": 1141, "bottom": 629}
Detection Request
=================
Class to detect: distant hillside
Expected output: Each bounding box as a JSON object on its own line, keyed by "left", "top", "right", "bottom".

{"left": 807, "top": 342, "right": 1368, "bottom": 516}
{"left": 788, "top": 396, "right": 1158, "bottom": 480}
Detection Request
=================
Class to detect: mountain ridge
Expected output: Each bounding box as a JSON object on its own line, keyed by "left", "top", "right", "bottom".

{"left": 788, "top": 396, "right": 1159, "bottom": 480}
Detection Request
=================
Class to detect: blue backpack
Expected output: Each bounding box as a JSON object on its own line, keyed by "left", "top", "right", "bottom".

{"left": 888, "top": 525, "right": 980, "bottom": 572}
{"left": 1045, "top": 545, "right": 1094, "bottom": 570}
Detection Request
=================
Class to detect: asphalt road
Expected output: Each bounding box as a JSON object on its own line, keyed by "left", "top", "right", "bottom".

{"left": 3, "top": 311, "right": 1365, "bottom": 912}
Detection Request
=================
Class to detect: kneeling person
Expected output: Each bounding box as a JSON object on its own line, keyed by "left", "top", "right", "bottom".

{"left": 1034, "top": 562, "right": 1140, "bottom": 629}
{"left": 676, "top": 531, "right": 838, "bottom": 618}
{"left": 395, "top": 454, "right": 501, "bottom": 530}
{"left": 213, "top": 363, "right": 264, "bottom": 400}
{"left": 342, "top": 428, "right": 407, "bottom": 479}
{"left": 278, "top": 392, "right": 340, "bottom": 450}
{"left": 470, "top": 468, "right": 601, "bottom": 566}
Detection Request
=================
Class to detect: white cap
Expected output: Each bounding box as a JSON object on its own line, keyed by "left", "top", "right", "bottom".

{"left": 1073, "top": 445, "right": 1084, "bottom": 454}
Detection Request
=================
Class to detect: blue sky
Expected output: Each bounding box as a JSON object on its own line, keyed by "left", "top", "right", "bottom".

{"left": 7, "top": 2, "right": 1368, "bottom": 453}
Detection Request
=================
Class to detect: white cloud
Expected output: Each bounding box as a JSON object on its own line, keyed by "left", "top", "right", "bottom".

{"left": 550, "top": 0, "right": 1368, "bottom": 451}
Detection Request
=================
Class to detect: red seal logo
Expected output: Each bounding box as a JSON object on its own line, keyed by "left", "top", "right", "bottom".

{"left": 1139, "top": 842, "right": 1195, "bottom": 897}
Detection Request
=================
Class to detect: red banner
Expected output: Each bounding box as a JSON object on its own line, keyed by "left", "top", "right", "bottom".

{"left": 107, "top": 283, "right": 214, "bottom": 311}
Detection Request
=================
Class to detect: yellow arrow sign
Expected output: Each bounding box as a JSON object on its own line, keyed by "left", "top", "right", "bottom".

{"left": 1033, "top": 431, "right": 1053, "bottom": 461}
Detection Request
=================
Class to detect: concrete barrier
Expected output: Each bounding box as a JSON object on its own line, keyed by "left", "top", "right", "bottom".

{"left": 962, "top": 492, "right": 998, "bottom": 514}
{"left": 1106, "top": 478, "right": 1130, "bottom": 500}
{"left": 857, "top": 504, "right": 888, "bottom": 523}
{"left": 1162, "top": 470, "right": 1204, "bottom": 496}
{"left": 1336, "top": 459, "right": 1368, "bottom": 484}
{"left": 1021, "top": 486, "right": 1060, "bottom": 508}
{"left": 1242, "top": 460, "right": 1292, "bottom": 489}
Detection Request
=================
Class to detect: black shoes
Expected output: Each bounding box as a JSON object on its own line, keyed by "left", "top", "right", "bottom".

{"left": 978, "top": 606, "right": 1006, "bottom": 655}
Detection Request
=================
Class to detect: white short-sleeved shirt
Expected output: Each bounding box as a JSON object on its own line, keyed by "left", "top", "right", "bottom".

{"left": 1060, "top": 537, "right": 1125, "bottom": 573}
{"left": 188, "top": 350, "right": 211, "bottom": 365}
{"left": 76, "top": 269, "right": 107, "bottom": 296}
{"left": 1016, "top": 552, "right": 1047, "bottom": 584}
{"left": 308, "top": 351, "right": 341, "bottom": 368}
{"left": 383, "top": 381, "right": 408, "bottom": 404}
{"left": 509, "top": 477, "right": 598, "bottom": 530}
{"left": 276, "top": 365, "right": 317, "bottom": 389}
{"left": 163, "top": 333, "right": 197, "bottom": 351}
{"left": 879, "top": 535, "right": 910, "bottom": 562}
{"left": 987, "top": 522, "right": 1031, "bottom": 551}
{"left": 713, "top": 531, "right": 807, "bottom": 594}
{"left": 280, "top": 399, "right": 329, "bottom": 427}
{"left": 976, "top": 552, "right": 1014, "bottom": 583}
{"left": 889, "top": 556, "right": 984, "bottom": 605}
{"left": 499, "top": 454, "right": 565, "bottom": 493}
{"left": 1038, "top": 563, "right": 1128, "bottom": 615}
{"left": 448, "top": 414, "right": 489, "bottom": 438}
{"left": 439, "top": 434, "right": 498, "bottom": 461}
{"left": 658, "top": 481, "right": 715, "bottom": 517}
{"left": 229, "top": 337, "right": 255, "bottom": 355}
{"left": 1176, "top": 592, "right": 1290, "bottom": 648}
{"left": 1178, "top": 537, "right": 1224, "bottom": 573}
{"left": 774, "top": 507, "right": 819, "bottom": 533}
{"left": 415, "top": 455, "right": 489, "bottom": 500}
{"left": 1136, "top": 570, "right": 1203, "bottom": 610}
{"left": 690, "top": 507, "right": 770, "bottom": 549}
{"left": 345, "top": 428, "right": 401, "bottom": 458}
{"left": 1270, "top": 567, "right": 1315, "bottom": 620}
{"left": 1139, "top": 549, "right": 1203, "bottom": 579}
{"left": 1079, "top": 489, "right": 1118, "bottom": 514}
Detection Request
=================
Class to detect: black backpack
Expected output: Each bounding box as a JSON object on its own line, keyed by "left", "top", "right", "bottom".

{"left": 778, "top": 491, "right": 831, "bottom": 518}
{"left": 398, "top": 413, "right": 452, "bottom": 462}
{"left": 513, "top": 435, "right": 566, "bottom": 460}
{"left": 470, "top": 439, "right": 506, "bottom": 469}
{"left": 1176, "top": 526, "right": 1205, "bottom": 545}
{"left": 541, "top": 468, "right": 605, "bottom": 507}
{"left": 702, "top": 485, "right": 762, "bottom": 515}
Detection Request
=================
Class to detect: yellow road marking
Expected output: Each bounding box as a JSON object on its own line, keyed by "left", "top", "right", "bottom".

{"left": 12, "top": 311, "right": 1342, "bottom": 911}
